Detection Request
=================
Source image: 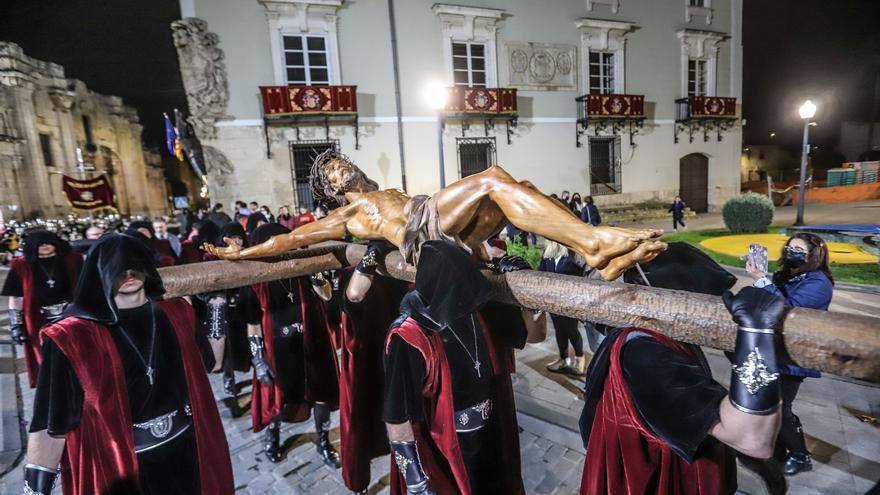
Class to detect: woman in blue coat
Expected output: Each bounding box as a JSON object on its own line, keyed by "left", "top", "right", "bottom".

{"left": 539, "top": 241, "right": 587, "bottom": 375}
{"left": 747, "top": 232, "right": 834, "bottom": 476}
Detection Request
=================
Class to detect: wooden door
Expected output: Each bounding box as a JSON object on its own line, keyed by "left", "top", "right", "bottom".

{"left": 679, "top": 153, "right": 708, "bottom": 213}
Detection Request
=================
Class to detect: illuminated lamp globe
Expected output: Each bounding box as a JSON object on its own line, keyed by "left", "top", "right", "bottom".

{"left": 425, "top": 82, "right": 448, "bottom": 111}
{"left": 798, "top": 100, "right": 817, "bottom": 120}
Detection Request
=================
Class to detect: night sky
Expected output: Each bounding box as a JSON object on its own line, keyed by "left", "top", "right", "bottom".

{"left": 1, "top": 0, "right": 878, "bottom": 151}
{"left": 742, "top": 0, "right": 880, "bottom": 148}
{"left": 0, "top": 0, "right": 187, "bottom": 148}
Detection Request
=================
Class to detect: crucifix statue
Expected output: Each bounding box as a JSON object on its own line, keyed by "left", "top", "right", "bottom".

{"left": 204, "top": 151, "right": 666, "bottom": 280}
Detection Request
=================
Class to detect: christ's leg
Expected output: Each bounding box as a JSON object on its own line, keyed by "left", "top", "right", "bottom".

{"left": 434, "top": 166, "right": 665, "bottom": 279}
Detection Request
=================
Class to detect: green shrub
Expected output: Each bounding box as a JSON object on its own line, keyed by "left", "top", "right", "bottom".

{"left": 506, "top": 240, "right": 543, "bottom": 269}
{"left": 722, "top": 192, "right": 774, "bottom": 233}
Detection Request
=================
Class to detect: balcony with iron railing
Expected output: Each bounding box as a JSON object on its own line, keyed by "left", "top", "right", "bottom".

{"left": 575, "top": 93, "right": 646, "bottom": 147}
{"left": 259, "top": 85, "right": 359, "bottom": 154}
{"left": 674, "top": 95, "right": 737, "bottom": 143}
{"left": 440, "top": 87, "right": 518, "bottom": 143}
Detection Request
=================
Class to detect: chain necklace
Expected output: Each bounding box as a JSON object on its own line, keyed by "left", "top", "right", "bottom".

{"left": 276, "top": 278, "right": 296, "bottom": 303}
{"left": 36, "top": 257, "right": 58, "bottom": 288}
{"left": 116, "top": 301, "right": 158, "bottom": 386}
{"left": 445, "top": 314, "right": 482, "bottom": 378}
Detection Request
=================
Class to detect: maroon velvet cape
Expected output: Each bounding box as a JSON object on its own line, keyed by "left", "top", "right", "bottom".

{"left": 385, "top": 312, "right": 524, "bottom": 495}
{"left": 250, "top": 277, "right": 339, "bottom": 431}
{"left": 337, "top": 271, "right": 405, "bottom": 492}
{"left": 11, "top": 252, "right": 82, "bottom": 388}
{"left": 178, "top": 240, "right": 203, "bottom": 265}
{"left": 40, "top": 298, "right": 234, "bottom": 495}
{"left": 579, "top": 327, "right": 727, "bottom": 495}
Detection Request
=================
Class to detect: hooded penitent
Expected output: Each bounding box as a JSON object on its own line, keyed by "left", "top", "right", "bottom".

{"left": 386, "top": 240, "right": 524, "bottom": 495}
{"left": 12, "top": 230, "right": 80, "bottom": 387}
{"left": 22, "top": 230, "right": 71, "bottom": 263}
{"left": 246, "top": 213, "right": 268, "bottom": 237}
{"left": 579, "top": 241, "right": 738, "bottom": 495}
{"left": 64, "top": 233, "right": 164, "bottom": 324}
{"left": 622, "top": 242, "right": 736, "bottom": 295}
{"left": 217, "top": 221, "right": 248, "bottom": 248}
{"left": 125, "top": 220, "right": 155, "bottom": 239}
{"left": 215, "top": 220, "right": 252, "bottom": 372}
{"left": 403, "top": 240, "right": 493, "bottom": 331}
{"left": 40, "top": 232, "right": 235, "bottom": 494}
{"left": 248, "top": 222, "right": 339, "bottom": 431}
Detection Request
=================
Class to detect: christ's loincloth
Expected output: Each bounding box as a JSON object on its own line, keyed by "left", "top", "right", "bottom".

{"left": 401, "top": 195, "right": 471, "bottom": 265}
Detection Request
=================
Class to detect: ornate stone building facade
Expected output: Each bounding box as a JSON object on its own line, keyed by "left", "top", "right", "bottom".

{"left": 0, "top": 42, "right": 168, "bottom": 220}
{"left": 176, "top": 0, "right": 743, "bottom": 213}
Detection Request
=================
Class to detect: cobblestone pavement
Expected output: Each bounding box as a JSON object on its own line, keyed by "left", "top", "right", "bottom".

{"left": 0, "top": 365, "right": 586, "bottom": 494}
{"left": 1, "top": 266, "right": 879, "bottom": 494}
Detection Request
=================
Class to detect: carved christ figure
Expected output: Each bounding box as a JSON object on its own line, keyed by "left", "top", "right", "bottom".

{"left": 204, "top": 151, "right": 667, "bottom": 280}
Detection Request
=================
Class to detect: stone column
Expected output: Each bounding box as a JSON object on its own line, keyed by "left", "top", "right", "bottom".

{"left": 8, "top": 83, "right": 55, "bottom": 218}
{"left": 48, "top": 89, "right": 78, "bottom": 174}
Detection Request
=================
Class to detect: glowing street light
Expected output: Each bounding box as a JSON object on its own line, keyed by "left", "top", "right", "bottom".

{"left": 425, "top": 82, "right": 448, "bottom": 111}
{"left": 795, "top": 100, "right": 817, "bottom": 226}
{"left": 798, "top": 99, "right": 817, "bottom": 120}
{"left": 425, "top": 82, "right": 449, "bottom": 187}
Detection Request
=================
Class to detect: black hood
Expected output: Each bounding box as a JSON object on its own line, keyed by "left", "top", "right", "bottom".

{"left": 246, "top": 213, "right": 268, "bottom": 236}
{"left": 23, "top": 230, "right": 71, "bottom": 263}
{"left": 217, "top": 221, "right": 248, "bottom": 248}
{"left": 595, "top": 242, "right": 737, "bottom": 336}
{"left": 623, "top": 242, "right": 736, "bottom": 295}
{"left": 250, "top": 222, "right": 290, "bottom": 246}
{"left": 401, "top": 240, "right": 493, "bottom": 331}
{"left": 193, "top": 220, "right": 219, "bottom": 249}
{"left": 126, "top": 220, "right": 155, "bottom": 238}
{"left": 64, "top": 233, "right": 165, "bottom": 324}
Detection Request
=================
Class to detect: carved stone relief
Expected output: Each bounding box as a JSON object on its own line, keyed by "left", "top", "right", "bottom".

{"left": 170, "top": 18, "right": 230, "bottom": 140}
{"left": 202, "top": 145, "right": 235, "bottom": 187}
{"left": 504, "top": 42, "right": 577, "bottom": 91}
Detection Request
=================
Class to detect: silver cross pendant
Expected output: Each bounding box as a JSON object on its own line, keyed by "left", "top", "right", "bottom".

{"left": 474, "top": 360, "right": 482, "bottom": 378}
{"left": 46, "top": 279, "right": 56, "bottom": 288}
{"left": 287, "top": 292, "right": 296, "bottom": 303}
{"left": 146, "top": 367, "right": 155, "bottom": 386}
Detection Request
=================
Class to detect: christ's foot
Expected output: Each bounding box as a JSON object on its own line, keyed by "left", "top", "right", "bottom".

{"left": 597, "top": 240, "right": 667, "bottom": 280}
{"left": 574, "top": 226, "right": 666, "bottom": 280}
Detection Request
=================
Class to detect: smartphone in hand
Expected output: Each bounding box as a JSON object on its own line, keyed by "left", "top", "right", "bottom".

{"left": 748, "top": 243, "right": 769, "bottom": 274}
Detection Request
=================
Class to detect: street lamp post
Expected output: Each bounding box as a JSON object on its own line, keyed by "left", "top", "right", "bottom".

{"left": 795, "top": 99, "right": 817, "bottom": 226}
{"left": 425, "top": 83, "right": 448, "bottom": 188}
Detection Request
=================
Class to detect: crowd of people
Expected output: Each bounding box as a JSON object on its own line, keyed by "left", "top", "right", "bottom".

{"left": 1, "top": 190, "right": 836, "bottom": 494}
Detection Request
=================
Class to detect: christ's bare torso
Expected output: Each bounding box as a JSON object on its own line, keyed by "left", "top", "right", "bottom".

{"left": 205, "top": 166, "right": 666, "bottom": 280}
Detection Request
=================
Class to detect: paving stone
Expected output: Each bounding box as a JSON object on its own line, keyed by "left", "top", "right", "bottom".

{"left": 2, "top": 299, "right": 877, "bottom": 495}
{"left": 535, "top": 470, "right": 561, "bottom": 494}
{"left": 563, "top": 448, "right": 584, "bottom": 463}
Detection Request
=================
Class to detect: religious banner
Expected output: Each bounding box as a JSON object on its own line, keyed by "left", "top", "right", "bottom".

{"left": 61, "top": 174, "right": 117, "bottom": 211}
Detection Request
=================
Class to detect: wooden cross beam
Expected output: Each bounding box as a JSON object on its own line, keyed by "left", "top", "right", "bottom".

{"left": 158, "top": 242, "right": 880, "bottom": 383}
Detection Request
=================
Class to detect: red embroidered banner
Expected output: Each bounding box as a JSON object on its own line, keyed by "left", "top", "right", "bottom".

{"left": 260, "top": 85, "right": 358, "bottom": 116}
{"left": 446, "top": 87, "right": 518, "bottom": 114}
{"left": 61, "top": 174, "right": 117, "bottom": 211}
{"left": 584, "top": 94, "right": 645, "bottom": 118}
{"left": 690, "top": 96, "right": 737, "bottom": 117}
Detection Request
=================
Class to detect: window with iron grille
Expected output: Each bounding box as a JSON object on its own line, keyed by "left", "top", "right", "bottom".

{"left": 687, "top": 58, "right": 707, "bottom": 96}
{"left": 39, "top": 133, "right": 55, "bottom": 168}
{"left": 288, "top": 139, "right": 339, "bottom": 211}
{"left": 457, "top": 137, "right": 496, "bottom": 178}
{"left": 282, "top": 34, "right": 331, "bottom": 85}
{"left": 688, "top": 0, "right": 706, "bottom": 6}
{"left": 589, "top": 137, "right": 621, "bottom": 195}
{"left": 588, "top": 52, "right": 615, "bottom": 94}
{"left": 452, "top": 42, "right": 487, "bottom": 87}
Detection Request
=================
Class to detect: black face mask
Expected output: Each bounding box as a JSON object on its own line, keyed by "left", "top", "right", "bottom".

{"left": 783, "top": 248, "right": 808, "bottom": 267}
